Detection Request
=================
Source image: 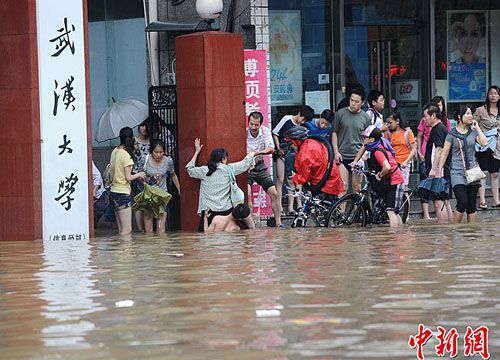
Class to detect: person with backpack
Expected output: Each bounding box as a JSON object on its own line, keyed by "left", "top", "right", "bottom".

{"left": 283, "top": 126, "right": 343, "bottom": 201}
{"left": 436, "top": 104, "right": 488, "bottom": 223}
{"left": 385, "top": 110, "right": 417, "bottom": 190}
{"left": 363, "top": 125, "right": 405, "bottom": 227}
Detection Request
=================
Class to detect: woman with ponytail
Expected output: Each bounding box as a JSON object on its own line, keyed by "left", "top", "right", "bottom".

{"left": 186, "top": 138, "right": 255, "bottom": 231}
{"left": 109, "top": 127, "right": 146, "bottom": 235}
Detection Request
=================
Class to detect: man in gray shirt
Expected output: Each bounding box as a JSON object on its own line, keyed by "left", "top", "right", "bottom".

{"left": 332, "top": 87, "right": 371, "bottom": 196}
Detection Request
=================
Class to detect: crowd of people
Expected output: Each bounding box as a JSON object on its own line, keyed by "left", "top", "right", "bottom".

{"left": 93, "top": 84, "right": 500, "bottom": 234}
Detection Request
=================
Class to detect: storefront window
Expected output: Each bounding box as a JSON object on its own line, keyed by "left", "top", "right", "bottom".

{"left": 435, "top": 1, "right": 500, "bottom": 110}
{"left": 268, "top": 0, "right": 333, "bottom": 125}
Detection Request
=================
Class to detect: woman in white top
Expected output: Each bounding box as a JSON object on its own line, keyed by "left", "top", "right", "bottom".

{"left": 186, "top": 138, "right": 255, "bottom": 231}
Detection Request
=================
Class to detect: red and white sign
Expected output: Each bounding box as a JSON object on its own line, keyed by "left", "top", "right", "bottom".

{"left": 244, "top": 50, "right": 272, "bottom": 217}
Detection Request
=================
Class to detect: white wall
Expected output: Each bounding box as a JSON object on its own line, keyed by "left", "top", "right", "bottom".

{"left": 89, "top": 19, "right": 148, "bottom": 148}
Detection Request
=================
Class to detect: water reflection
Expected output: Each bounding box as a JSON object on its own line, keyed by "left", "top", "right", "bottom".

{"left": 0, "top": 221, "right": 499, "bottom": 358}
{"left": 36, "top": 239, "right": 104, "bottom": 348}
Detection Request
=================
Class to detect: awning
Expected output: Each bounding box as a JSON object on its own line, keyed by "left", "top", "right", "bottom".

{"left": 145, "top": 20, "right": 220, "bottom": 32}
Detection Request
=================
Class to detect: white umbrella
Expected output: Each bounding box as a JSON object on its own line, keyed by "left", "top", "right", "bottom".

{"left": 95, "top": 97, "right": 149, "bottom": 142}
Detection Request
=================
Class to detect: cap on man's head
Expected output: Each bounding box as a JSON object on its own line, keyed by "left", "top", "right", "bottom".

{"left": 362, "top": 125, "right": 382, "bottom": 140}
{"left": 231, "top": 204, "right": 251, "bottom": 220}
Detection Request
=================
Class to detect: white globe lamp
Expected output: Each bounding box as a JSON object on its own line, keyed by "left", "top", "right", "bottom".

{"left": 196, "top": 0, "right": 223, "bottom": 21}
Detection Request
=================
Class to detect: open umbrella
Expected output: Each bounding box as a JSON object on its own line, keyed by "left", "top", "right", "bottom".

{"left": 418, "top": 177, "right": 450, "bottom": 201}
{"left": 95, "top": 97, "right": 149, "bottom": 142}
{"left": 132, "top": 183, "right": 172, "bottom": 219}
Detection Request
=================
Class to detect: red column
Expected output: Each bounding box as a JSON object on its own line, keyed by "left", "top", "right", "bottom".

{"left": 0, "top": 0, "right": 43, "bottom": 240}
{"left": 176, "top": 32, "right": 247, "bottom": 231}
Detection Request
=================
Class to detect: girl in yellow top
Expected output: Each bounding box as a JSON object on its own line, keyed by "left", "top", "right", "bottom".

{"left": 109, "top": 127, "right": 146, "bottom": 235}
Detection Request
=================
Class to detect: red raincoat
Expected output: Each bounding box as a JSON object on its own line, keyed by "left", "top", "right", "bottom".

{"left": 292, "top": 138, "right": 343, "bottom": 196}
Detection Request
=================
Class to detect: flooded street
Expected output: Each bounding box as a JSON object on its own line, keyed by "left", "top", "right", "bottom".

{"left": 1, "top": 222, "right": 499, "bottom": 359}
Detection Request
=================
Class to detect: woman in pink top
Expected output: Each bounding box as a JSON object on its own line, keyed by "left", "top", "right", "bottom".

{"left": 416, "top": 96, "right": 452, "bottom": 219}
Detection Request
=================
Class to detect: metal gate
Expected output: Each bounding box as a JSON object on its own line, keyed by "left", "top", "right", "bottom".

{"left": 148, "top": 85, "right": 181, "bottom": 231}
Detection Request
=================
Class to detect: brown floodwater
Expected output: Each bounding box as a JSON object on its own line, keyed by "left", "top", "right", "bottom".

{"left": 1, "top": 222, "right": 499, "bottom": 359}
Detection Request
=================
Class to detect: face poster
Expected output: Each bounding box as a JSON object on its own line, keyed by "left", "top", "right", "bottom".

{"left": 447, "top": 10, "right": 489, "bottom": 102}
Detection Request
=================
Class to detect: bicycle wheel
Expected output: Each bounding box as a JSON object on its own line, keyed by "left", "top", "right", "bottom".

{"left": 400, "top": 192, "right": 410, "bottom": 224}
{"left": 326, "top": 194, "right": 367, "bottom": 228}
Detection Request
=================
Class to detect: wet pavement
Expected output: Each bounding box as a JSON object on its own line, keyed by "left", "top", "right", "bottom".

{"left": 1, "top": 221, "right": 499, "bottom": 359}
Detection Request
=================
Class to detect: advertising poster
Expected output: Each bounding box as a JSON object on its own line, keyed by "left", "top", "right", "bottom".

{"left": 244, "top": 50, "right": 272, "bottom": 217}
{"left": 447, "top": 10, "right": 489, "bottom": 102}
{"left": 269, "top": 10, "right": 303, "bottom": 105}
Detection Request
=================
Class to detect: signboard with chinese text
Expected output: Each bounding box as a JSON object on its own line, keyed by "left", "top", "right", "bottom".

{"left": 36, "top": 0, "right": 89, "bottom": 240}
{"left": 447, "top": 10, "right": 489, "bottom": 102}
{"left": 244, "top": 50, "right": 272, "bottom": 217}
{"left": 269, "top": 10, "right": 303, "bottom": 105}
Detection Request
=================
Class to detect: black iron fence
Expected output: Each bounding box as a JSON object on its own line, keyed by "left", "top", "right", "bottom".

{"left": 148, "top": 85, "right": 181, "bottom": 230}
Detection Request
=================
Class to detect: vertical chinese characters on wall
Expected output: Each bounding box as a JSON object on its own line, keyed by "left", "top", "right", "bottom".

{"left": 36, "top": 2, "right": 89, "bottom": 240}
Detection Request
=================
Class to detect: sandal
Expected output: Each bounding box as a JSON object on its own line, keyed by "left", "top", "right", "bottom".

{"left": 492, "top": 203, "right": 500, "bottom": 208}
{"left": 479, "top": 202, "right": 488, "bottom": 210}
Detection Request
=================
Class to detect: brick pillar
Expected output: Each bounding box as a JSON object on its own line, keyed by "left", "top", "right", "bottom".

{"left": 176, "top": 32, "right": 247, "bottom": 231}
{"left": 0, "top": 0, "right": 43, "bottom": 240}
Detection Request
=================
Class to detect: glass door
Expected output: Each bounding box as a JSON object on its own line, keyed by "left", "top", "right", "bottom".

{"left": 340, "top": 0, "right": 429, "bottom": 128}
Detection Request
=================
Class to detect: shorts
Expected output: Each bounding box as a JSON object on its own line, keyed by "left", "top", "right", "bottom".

{"left": 385, "top": 183, "right": 404, "bottom": 213}
{"left": 340, "top": 158, "right": 355, "bottom": 173}
{"left": 248, "top": 160, "right": 275, "bottom": 192}
{"left": 110, "top": 192, "right": 132, "bottom": 211}
{"left": 476, "top": 151, "right": 500, "bottom": 174}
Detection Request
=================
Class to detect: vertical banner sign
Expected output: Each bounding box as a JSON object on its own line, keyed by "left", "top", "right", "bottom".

{"left": 447, "top": 10, "right": 489, "bottom": 102}
{"left": 244, "top": 50, "right": 272, "bottom": 217}
{"left": 36, "top": 0, "right": 89, "bottom": 240}
{"left": 269, "top": 10, "right": 303, "bottom": 105}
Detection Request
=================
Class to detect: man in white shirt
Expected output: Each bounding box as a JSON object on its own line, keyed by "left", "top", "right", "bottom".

{"left": 247, "top": 111, "right": 283, "bottom": 227}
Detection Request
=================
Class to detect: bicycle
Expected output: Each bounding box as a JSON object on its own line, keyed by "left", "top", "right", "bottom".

{"left": 286, "top": 187, "right": 337, "bottom": 227}
{"left": 326, "top": 167, "right": 411, "bottom": 228}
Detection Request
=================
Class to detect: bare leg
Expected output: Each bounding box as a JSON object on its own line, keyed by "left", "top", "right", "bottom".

{"left": 115, "top": 211, "right": 122, "bottom": 234}
{"left": 116, "top": 207, "right": 132, "bottom": 235}
{"left": 275, "top": 158, "right": 285, "bottom": 213}
{"left": 267, "top": 186, "right": 281, "bottom": 227}
{"left": 387, "top": 210, "right": 401, "bottom": 227}
{"left": 338, "top": 164, "right": 350, "bottom": 197}
{"left": 134, "top": 210, "right": 144, "bottom": 232}
{"left": 479, "top": 174, "right": 488, "bottom": 206}
{"left": 445, "top": 200, "right": 454, "bottom": 222}
{"left": 247, "top": 184, "right": 253, "bottom": 208}
{"left": 295, "top": 184, "right": 303, "bottom": 209}
{"left": 421, "top": 202, "right": 431, "bottom": 220}
{"left": 491, "top": 172, "right": 499, "bottom": 205}
{"left": 434, "top": 200, "right": 447, "bottom": 224}
{"left": 157, "top": 213, "right": 167, "bottom": 234}
{"left": 144, "top": 216, "right": 154, "bottom": 234}
{"left": 286, "top": 178, "right": 296, "bottom": 213}
{"left": 466, "top": 212, "right": 477, "bottom": 223}
{"left": 454, "top": 211, "right": 464, "bottom": 224}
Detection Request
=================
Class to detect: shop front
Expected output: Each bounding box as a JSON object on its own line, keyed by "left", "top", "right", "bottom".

{"left": 268, "top": 0, "right": 500, "bottom": 127}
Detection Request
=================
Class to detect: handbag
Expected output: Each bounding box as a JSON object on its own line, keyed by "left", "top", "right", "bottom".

{"left": 225, "top": 165, "right": 245, "bottom": 207}
{"left": 457, "top": 136, "right": 486, "bottom": 184}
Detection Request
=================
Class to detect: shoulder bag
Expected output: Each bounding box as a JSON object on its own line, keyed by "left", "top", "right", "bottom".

{"left": 456, "top": 134, "right": 486, "bottom": 184}
{"left": 225, "top": 165, "right": 245, "bottom": 207}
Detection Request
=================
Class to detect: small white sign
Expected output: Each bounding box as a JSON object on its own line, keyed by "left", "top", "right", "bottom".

{"left": 305, "top": 90, "right": 331, "bottom": 114}
{"left": 318, "top": 73, "right": 330, "bottom": 84}
{"left": 36, "top": 0, "right": 89, "bottom": 240}
{"left": 395, "top": 80, "right": 420, "bottom": 102}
